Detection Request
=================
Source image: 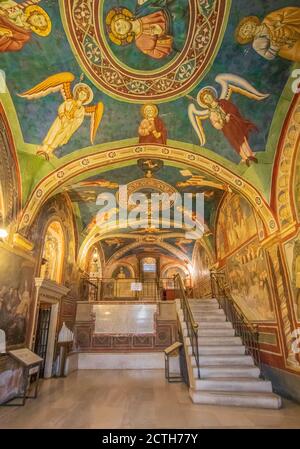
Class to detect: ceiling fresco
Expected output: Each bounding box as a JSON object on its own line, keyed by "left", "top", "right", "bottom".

{"left": 62, "top": 0, "right": 229, "bottom": 101}
{"left": 0, "top": 0, "right": 299, "bottom": 263}
{"left": 65, "top": 163, "right": 224, "bottom": 232}
{"left": 0, "top": 0, "right": 297, "bottom": 167}
{"left": 65, "top": 160, "right": 223, "bottom": 262}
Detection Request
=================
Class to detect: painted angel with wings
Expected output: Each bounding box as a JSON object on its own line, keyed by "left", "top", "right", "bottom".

{"left": 19, "top": 72, "right": 104, "bottom": 160}
{"left": 188, "top": 74, "right": 269, "bottom": 166}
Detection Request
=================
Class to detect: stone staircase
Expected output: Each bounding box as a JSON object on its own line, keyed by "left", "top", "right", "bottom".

{"left": 177, "top": 298, "right": 282, "bottom": 409}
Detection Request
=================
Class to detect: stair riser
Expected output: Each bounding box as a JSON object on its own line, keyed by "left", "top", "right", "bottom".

{"left": 194, "top": 380, "right": 273, "bottom": 393}
{"left": 196, "top": 356, "right": 254, "bottom": 366}
{"left": 193, "top": 367, "right": 260, "bottom": 378}
{"left": 183, "top": 329, "right": 237, "bottom": 338}
{"left": 198, "top": 337, "right": 242, "bottom": 345}
{"left": 198, "top": 329, "right": 235, "bottom": 336}
{"left": 196, "top": 317, "right": 227, "bottom": 322}
{"left": 190, "top": 391, "right": 282, "bottom": 409}
{"left": 190, "top": 306, "right": 222, "bottom": 312}
{"left": 192, "top": 309, "right": 224, "bottom": 314}
{"left": 199, "top": 322, "right": 233, "bottom": 329}
{"left": 191, "top": 355, "right": 255, "bottom": 368}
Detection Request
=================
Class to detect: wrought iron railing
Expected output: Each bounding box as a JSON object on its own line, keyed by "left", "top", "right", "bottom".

{"left": 210, "top": 271, "right": 262, "bottom": 371}
{"left": 174, "top": 274, "right": 200, "bottom": 378}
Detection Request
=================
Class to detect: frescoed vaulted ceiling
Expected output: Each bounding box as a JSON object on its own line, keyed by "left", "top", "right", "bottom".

{"left": 0, "top": 0, "right": 299, "bottom": 264}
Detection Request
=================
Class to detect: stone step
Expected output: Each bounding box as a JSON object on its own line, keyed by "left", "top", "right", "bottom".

{"left": 199, "top": 321, "right": 233, "bottom": 329}
{"left": 194, "top": 377, "right": 273, "bottom": 393}
{"left": 189, "top": 301, "right": 219, "bottom": 306}
{"left": 179, "top": 297, "right": 282, "bottom": 410}
{"left": 193, "top": 365, "right": 260, "bottom": 378}
{"left": 198, "top": 336, "right": 242, "bottom": 345}
{"left": 190, "top": 303, "right": 220, "bottom": 310}
{"left": 188, "top": 344, "right": 246, "bottom": 356}
{"left": 198, "top": 328, "right": 235, "bottom": 337}
{"left": 192, "top": 309, "right": 225, "bottom": 316}
{"left": 196, "top": 355, "right": 254, "bottom": 366}
{"left": 190, "top": 390, "right": 282, "bottom": 409}
{"left": 192, "top": 309, "right": 223, "bottom": 315}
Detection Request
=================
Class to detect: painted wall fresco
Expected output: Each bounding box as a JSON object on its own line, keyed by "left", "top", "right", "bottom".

{"left": 267, "top": 244, "right": 300, "bottom": 368}
{"left": 283, "top": 147, "right": 300, "bottom": 322}
{"left": 0, "top": 0, "right": 299, "bottom": 404}
{"left": 0, "top": 248, "right": 34, "bottom": 348}
{"left": 284, "top": 235, "right": 300, "bottom": 321}
{"left": 111, "top": 265, "right": 132, "bottom": 280}
{"left": 294, "top": 146, "right": 300, "bottom": 222}
{"left": 278, "top": 142, "right": 300, "bottom": 322}
{"left": 192, "top": 241, "right": 212, "bottom": 298}
{"left": 235, "top": 7, "right": 300, "bottom": 63}
{"left": 63, "top": 0, "right": 228, "bottom": 102}
{"left": 0, "top": 0, "right": 52, "bottom": 53}
{"left": 19, "top": 72, "right": 104, "bottom": 160}
{"left": 188, "top": 73, "right": 269, "bottom": 165}
{"left": 104, "top": 0, "right": 190, "bottom": 70}
{"left": 216, "top": 193, "right": 258, "bottom": 259}
{"left": 227, "top": 239, "right": 275, "bottom": 321}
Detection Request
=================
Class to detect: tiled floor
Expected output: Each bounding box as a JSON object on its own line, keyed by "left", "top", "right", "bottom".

{"left": 0, "top": 370, "right": 300, "bottom": 429}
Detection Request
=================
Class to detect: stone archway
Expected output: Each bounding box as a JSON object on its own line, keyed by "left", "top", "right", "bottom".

{"left": 17, "top": 145, "right": 278, "bottom": 239}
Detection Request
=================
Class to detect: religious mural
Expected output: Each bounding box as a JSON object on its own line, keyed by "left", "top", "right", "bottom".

{"left": 294, "top": 146, "right": 300, "bottom": 222}
{"left": 62, "top": 0, "right": 229, "bottom": 102}
{"left": 227, "top": 240, "right": 275, "bottom": 321}
{"left": 0, "top": 249, "right": 34, "bottom": 348}
{"left": 112, "top": 265, "right": 131, "bottom": 279}
{"left": 188, "top": 73, "right": 269, "bottom": 165}
{"left": 0, "top": 0, "right": 294, "bottom": 163}
{"left": 0, "top": 0, "right": 51, "bottom": 53}
{"left": 236, "top": 7, "right": 300, "bottom": 62}
{"left": 192, "top": 241, "right": 212, "bottom": 297}
{"left": 138, "top": 104, "right": 167, "bottom": 145}
{"left": 105, "top": 1, "right": 189, "bottom": 63}
{"left": 216, "top": 193, "right": 258, "bottom": 259}
{"left": 40, "top": 221, "right": 64, "bottom": 283}
{"left": 284, "top": 236, "right": 300, "bottom": 321}
{"left": 0, "top": 0, "right": 300, "bottom": 406}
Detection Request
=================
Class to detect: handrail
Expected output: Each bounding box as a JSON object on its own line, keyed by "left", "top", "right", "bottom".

{"left": 174, "top": 274, "right": 200, "bottom": 378}
{"left": 210, "top": 270, "right": 262, "bottom": 372}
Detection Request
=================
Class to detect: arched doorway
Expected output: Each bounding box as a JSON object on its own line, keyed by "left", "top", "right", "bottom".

{"left": 40, "top": 221, "right": 65, "bottom": 284}
{"left": 35, "top": 220, "right": 66, "bottom": 377}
